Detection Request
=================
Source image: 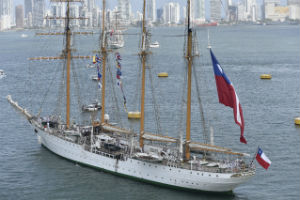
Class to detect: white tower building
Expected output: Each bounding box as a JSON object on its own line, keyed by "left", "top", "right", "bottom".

{"left": 147, "top": 0, "right": 156, "bottom": 23}
{"left": 210, "top": 0, "right": 221, "bottom": 22}
{"left": 163, "top": 2, "right": 180, "bottom": 25}
{"left": 0, "top": 0, "right": 13, "bottom": 30}
{"left": 191, "top": 0, "right": 205, "bottom": 24}
{"left": 118, "top": 0, "right": 131, "bottom": 23}
{"left": 32, "top": 0, "right": 45, "bottom": 27}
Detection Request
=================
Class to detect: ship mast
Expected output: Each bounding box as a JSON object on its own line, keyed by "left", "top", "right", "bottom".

{"left": 100, "top": 0, "right": 107, "bottom": 124}
{"left": 65, "top": 1, "right": 71, "bottom": 129}
{"left": 29, "top": 0, "right": 92, "bottom": 128}
{"left": 139, "top": 0, "right": 147, "bottom": 148}
{"left": 185, "top": 0, "right": 193, "bottom": 160}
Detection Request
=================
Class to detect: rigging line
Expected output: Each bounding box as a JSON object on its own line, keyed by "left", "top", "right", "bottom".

{"left": 177, "top": 58, "right": 188, "bottom": 139}
{"left": 146, "top": 30, "right": 162, "bottom": 135}
{"left": 197, "top": 32, "right": 219, "bottom": 145}
{"left": 192, "top": 30, "right": 208, "bottom": 144}
{"left": 37, "top": 59, "right": 61, "bottom": 117}
{"left": 54, "top": 60, "right": 66, "bottom": 117}
{"left": 192, "top": 59, "right": 209, "bottom": 144}
{"left": 177, "top": 27, "right": 189, "bottom": 139}
{"left": 28, "top": 61, "right": 33, "bottom": 112}
{"left": 148, "top": 66, "right": 162, "bottom": 135}
{"left": 133, "top": 35, "right": 143, "bottom": 111}
{"left": 107, "top": 56, "right": 123, "bottom": 127}
{"left": 71, "top": 58, "right": 83, "bottom": 123}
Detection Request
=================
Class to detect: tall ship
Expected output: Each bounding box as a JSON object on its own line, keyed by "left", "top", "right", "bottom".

{"left": 107, "top": 11, "right": 125, "bottom": 49}
{"left": 7, "top": 0, "right": 255, "bottom": 192}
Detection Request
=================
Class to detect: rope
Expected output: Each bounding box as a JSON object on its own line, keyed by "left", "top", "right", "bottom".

{"left": 37, "top": 60, "right": 61, "bottom": 117}
{"left": 53, "top": 60, "right": 65, "bottom": 117}
{"left": 192, "top": 31, "right": 209, "bottom": 144}
{"left": 71, "top": 57, "right": 83, "bottom": 123}
{"left": 107, "top": 56, "right": 123, "bottom": 127}
{"left": 148, "top": 67, "right": 161, "bottom": 135}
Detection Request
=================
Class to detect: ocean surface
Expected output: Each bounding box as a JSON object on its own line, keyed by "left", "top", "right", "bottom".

{"left": 0, "top": 25, "right": 299, "bottom": 200}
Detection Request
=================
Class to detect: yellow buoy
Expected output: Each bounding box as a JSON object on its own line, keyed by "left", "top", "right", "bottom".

{"left": 128, "top": 111, "right": 141, "bottom": 119}
{"left": 294, "top": 117, "right": 300, "bottom": 125}
{"left": 260, "top": 74, "right": 272, "bottom": 79}
{"left": 158, "top": 72, "right": 168, "bottom": 77}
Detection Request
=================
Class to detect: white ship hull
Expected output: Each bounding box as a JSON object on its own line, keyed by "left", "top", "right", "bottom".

{"left": 37, "top": 129, "right": 254, "bottom": 192}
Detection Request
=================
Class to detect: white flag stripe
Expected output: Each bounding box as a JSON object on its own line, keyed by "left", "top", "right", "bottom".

{"left": 261, "top": 152, "right": 271, "bottom": 164}
{"left": 234, "top": 91, "right": 242, "bottom": 124}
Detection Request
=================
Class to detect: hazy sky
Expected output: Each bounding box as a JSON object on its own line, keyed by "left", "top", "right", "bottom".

{"left": 14, "top": 0, "right": 288, "bottom": 12}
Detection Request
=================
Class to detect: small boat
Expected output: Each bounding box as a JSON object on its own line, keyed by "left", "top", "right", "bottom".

{"left": 149, "top": 41, "right": 159, "bottom": 48}
{"left": 82, "top": 102, "right": 102, "bottom": 112}
{"left": 86, "top": 64, "right": 94, "bottom": 68}
{"left": 0, "top": 70, "right": 6, "bottom": 78}
{"left": 109, "top": 41, "right": 124, "bottom": 49}
{"left": 91, "top": 75, "right": 98, "bottom": 81}
{"left": 108, "top": 30, "right": 124, "bottom": 49}
{"left": 21, "top": 34, "right": 28, "bottom": 38}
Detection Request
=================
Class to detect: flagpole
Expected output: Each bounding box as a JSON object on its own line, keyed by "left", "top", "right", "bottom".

{"left": 250, "top": 146, "right": 259, "bottom": 166}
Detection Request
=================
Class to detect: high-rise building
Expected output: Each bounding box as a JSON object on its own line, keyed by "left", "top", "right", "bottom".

{"left": 0, "top": 0, "right": 12, "bottom": 16}
{"left": 264, "top": 0, "right": 280, "bottom": 5}
{"left": 210, "top": 0, "right": 221, "bottom": 22}
{"left": 228, "top": 5, "right": 237, "bottom": 22}
{"left": 163, "top": 2, "right": 180, "bottom": 24}
{"left": 85, "top": 0, "right": 95, "bottom": 12}
{"left": 24, "top": 0, "right": 33, "bottom": 18}
{"left": 50, "top": 2, "right": 65, "bottom": 27}
{"left": 118, "top": 0, "right": 131, "bottom": 23}
{"left": 246, "top": 0, "right": 257, "bottom": 22}
{"left": 0, "top": 0, "right": 12, "bottom": 30}
{"left": 287, "top": 0, "right": 300, "bottom": 20}
{"left": 191, "top": 0, "right": 205, "bottom": 24}
{"left": 287, "top": 0, "right": 300, "bottom": 5}
{"left": 32, "top": 0, "right": 45, "bottom": 27}
{"left": 147, "top": 0, "right": 156, "bottom": 23}
{"left": 238, "top": 1, "right": 246, "bottom": 21}
{"left": 156, "top": 8, "right": 163, "bottom": 23}
{"left": 70, "top": 4, "right": 80, "bottom": 27}
{"left": 15, "top": 5, "right": 24, "bottom": 28}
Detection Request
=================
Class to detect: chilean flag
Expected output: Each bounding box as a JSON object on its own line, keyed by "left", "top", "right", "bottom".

{"left": 210, "top": 49, "right": 247, "bottom": 144}
{"left": 256, "top": 147, "right": 271, "bottom": 170}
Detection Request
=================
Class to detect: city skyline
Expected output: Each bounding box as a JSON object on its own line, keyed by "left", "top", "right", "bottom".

{"left": 13, "top": 0, "right": 288, "bottom": 11}
{"left": 1, "top": 0, "right": 297, "bottom": 31}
